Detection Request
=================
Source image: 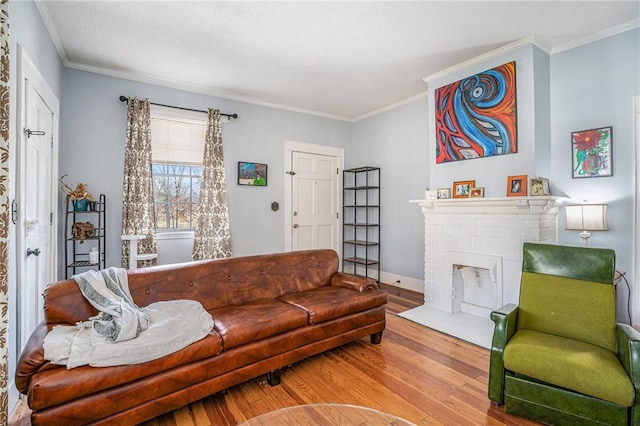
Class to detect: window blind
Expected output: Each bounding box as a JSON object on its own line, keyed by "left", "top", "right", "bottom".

{"left": 150, "top": 104, "right": 229, "bottom": 165}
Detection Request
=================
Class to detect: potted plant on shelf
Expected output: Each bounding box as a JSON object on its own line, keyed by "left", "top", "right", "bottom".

{"left": 59, "top": 175, "right": 94, "bottom": 211}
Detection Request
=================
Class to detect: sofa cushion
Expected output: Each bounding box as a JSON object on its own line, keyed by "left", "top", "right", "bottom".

{"left": 279, "top": 286, "right": 387, "bottom": 324}
{"left": 504, "top": 329, "right": 634, "bottom": 407}
{"left": 211, "top": 299, "right": 309, "bottom": 349}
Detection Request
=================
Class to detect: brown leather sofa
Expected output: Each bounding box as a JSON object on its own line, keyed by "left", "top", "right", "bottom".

{"left": 16, "top": 249, "right": 387, "bottom": 425}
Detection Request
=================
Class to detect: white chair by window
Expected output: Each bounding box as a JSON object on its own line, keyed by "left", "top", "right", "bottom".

{"left": 121, "top": 235, "right": 157, "bottom": 270}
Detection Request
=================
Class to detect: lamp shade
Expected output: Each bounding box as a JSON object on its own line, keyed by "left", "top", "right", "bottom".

{"left": 565, "top": 204, "right": 608, "bottom": 231}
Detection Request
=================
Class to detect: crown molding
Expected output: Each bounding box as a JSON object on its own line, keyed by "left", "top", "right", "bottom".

{"left": 352, "top": 91, "right": 429, "bottom": 123}
{"left": 423, "top": 34, "right": 551, "bottom": 85}
{"left": 65, "top": 61, "right": 352, "bottom": 122}
{"left": 37, "top": 0, "right": 352, "bottom": 123}
{"left": 551, "top": 18, "right": 640, "bottom": 54}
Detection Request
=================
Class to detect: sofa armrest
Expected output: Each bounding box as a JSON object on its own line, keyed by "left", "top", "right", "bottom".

{"left": 330, "top": 272, "right": 378, "bottom": 292}
{"left": 488, "top": 303, "right": 519, "bottom": 405}
{"left": 616, "top": 324, "right": 640, "bottom": 422}
{"left": 15, "top": 321, "right": 49, "bottom": 394}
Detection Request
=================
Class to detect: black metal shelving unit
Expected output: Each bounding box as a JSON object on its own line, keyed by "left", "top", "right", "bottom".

{"left": 64, "top": 194, "right": 106, "bottom": 278}
{"left": 342, "top": 167, "right": 380, "bottom": 282}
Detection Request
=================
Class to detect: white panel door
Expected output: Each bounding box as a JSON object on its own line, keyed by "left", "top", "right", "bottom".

{"left": 291, "top": 152, "right": 338, "bottom": 251}
{"left": 20, "top": 80, "right": 54, "bottom": 351}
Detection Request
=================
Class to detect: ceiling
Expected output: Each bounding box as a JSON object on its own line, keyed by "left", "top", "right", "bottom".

{"left": 37, "top": 1, "right": 640, "bottom": 121}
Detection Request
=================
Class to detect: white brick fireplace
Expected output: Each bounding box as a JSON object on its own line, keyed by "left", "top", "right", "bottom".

{"left": 402, "top": 197, "right": 562, "bottom": 348}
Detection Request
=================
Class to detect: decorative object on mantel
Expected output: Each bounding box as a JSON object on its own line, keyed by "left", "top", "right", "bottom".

{"left": 530, "top": 177, "right": 550, "bottom": 196}
{"left": 434, "top": 61, "right": 517, "bottom": 164}
{"left": 238, "top": 161, "right": 267, "bottom": 186}
{"left": 437, "top": 188, "right": 451, "bottom": 199}
{"left": 571, "top": 126, "right": 612, "bottom": 178}
{"left": 424, "top": 189, "right": 438, "bottom": 200}
{"left": 507, "top": 175, "right": 527, "bottom": 197}
{"left": 453, "top": 180, "right": 475, "bottom": 198}
{"left": 59, "top": 175, "right": 95, "bottom": 211}
{"left": 565, "top": 204, "right": 608, "bottom": 246}
{"left": 469, "top": 187, "right": 484, "bottom": 198}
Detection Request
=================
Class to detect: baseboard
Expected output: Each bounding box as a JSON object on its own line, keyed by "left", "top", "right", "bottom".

{"left": 379, "top": 271, "right": 423, "bottom": 294}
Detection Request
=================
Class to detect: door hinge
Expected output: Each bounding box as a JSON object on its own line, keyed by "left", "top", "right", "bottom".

{"left": 336, "top": 212, "right": 339, "bottom": 219}
{"left": 11, "top": 199, "right": 17, "bottom": 225}
{"left": 51, "top": 136, "right": 54, "bottom": 148}
{"left": 286, "top": 171, "right": 296, "bottom": 176}
{"left": 337, "top": 168, "right": 339, "bottom": 175}
{"left": 24, "top": 128, "right": 46, "bottom": 138}
{"left": 50, "top": 212, "right": 54, "bottom": 225}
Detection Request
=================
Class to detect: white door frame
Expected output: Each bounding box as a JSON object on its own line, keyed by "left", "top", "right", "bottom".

{"left": 284, "top": 140, "right": 344, "bottom": 256}
{"left": 633, "top": 95, "right": 639, "bottom": 328}
{"left": 11, "top": 46, "right": 59, "bottom": 408}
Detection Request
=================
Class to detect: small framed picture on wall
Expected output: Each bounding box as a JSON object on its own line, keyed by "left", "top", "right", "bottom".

{"left": 238, "top": 161, "right": 268, "bottom": 186}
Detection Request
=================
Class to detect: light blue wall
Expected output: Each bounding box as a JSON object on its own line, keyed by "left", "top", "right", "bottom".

{"left": 351, "top": 43, "right": 551, "bottom": 283}
{"left": 551, "top": 28, "right": 640, "bottom": 322}
{"left": 351, "top": 98, "right": 429, "bottom": 279}
{"left": 353, "top": 29, "right": 638, "bottom": 321}
{"left": 60, "top": 69, "right": 351, "bottom": 272}
{"left": 425, "top": 44, "right": 549, "bottom": 195}
{"left": 10, "top": 1, "right": 63, "bottom": 98}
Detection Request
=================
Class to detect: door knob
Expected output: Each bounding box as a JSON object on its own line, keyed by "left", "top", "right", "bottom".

{"left": 293, "top": 224, "right": 299, "bottom": 229}
{"left": 27, "top": 248, "right": 41, "bottom": 257}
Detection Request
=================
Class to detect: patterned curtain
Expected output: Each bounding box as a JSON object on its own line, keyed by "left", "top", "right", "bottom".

{"left": 121, "top": 97, "right": 157, "bottom": 268}
{"left": 0, "top": 1, "right": 8, "bottom": 422}
{"left": 192, "top": 109, "right": 231, "bottom": 260}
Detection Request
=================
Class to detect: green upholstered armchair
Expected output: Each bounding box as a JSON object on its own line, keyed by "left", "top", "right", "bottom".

{"left": 489, "top": 242, "right": 640, "bottom": 425}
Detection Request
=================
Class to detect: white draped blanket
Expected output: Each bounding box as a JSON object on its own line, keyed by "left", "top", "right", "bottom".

{"left": 73, "top": 268, "right": 150, "bottom": 343}
{"left": 44, "top": 268, "right": 214, "bottom": 369}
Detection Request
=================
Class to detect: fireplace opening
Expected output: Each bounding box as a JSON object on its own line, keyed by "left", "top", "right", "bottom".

{"left": 448, "top": 252, "right": 503, "bottom": 319}
{"left": 452, "top": 265, "right": 497, "bottom": 318}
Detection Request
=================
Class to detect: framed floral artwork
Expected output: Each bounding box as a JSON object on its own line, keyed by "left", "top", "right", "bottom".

{"left": 571, "top": 126, "right": 612, "bottom": 178}
{"left": 453, "top": 180, "right": 475, "bottom": 198}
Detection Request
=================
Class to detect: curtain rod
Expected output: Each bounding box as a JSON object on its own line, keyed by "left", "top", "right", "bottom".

{"left": 118, "top": 95, "right": 238, "bottom": 119}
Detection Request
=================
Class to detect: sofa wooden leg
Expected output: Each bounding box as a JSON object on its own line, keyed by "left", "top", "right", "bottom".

{"left": 370, "top": 332, "right": 383, "bottom": 345}
{"left": 266, "top": 369, "right": 282, "bottom": 386}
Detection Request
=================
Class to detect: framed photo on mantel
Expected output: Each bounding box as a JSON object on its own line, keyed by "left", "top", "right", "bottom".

{"left": 453, "top": 180, "right": 475, "bottom": 198}
{"left": 530, "top": 177, "right": 550, "bottom": 196}
{"left": 507, "top": 175, "right": 527, "bottom": 197}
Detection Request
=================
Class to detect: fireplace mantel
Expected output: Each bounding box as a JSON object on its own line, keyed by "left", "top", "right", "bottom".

{"left": 410, "top": 196, "right": 568, "bottom": 214}
{"left": 411, "top": 195, "right": 564, "bottom": 323}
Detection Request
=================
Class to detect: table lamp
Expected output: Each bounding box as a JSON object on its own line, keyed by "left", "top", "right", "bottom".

{"left": 565, "top": 204, "right": 608, "bottom": 246}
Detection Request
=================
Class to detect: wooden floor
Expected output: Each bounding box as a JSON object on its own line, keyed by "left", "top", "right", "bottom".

{"left": 11, "top": 284, "right": 538, "bottom": 425}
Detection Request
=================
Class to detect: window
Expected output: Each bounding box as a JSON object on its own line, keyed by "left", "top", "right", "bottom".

{"left": 152, "top": 164, "right": 201, "bottom": 230}
{"left": 150, "top": 105, "right": 229, "bottom": 232}
{"left": 150, "top": 106, "right": 207, "bottom": 232}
